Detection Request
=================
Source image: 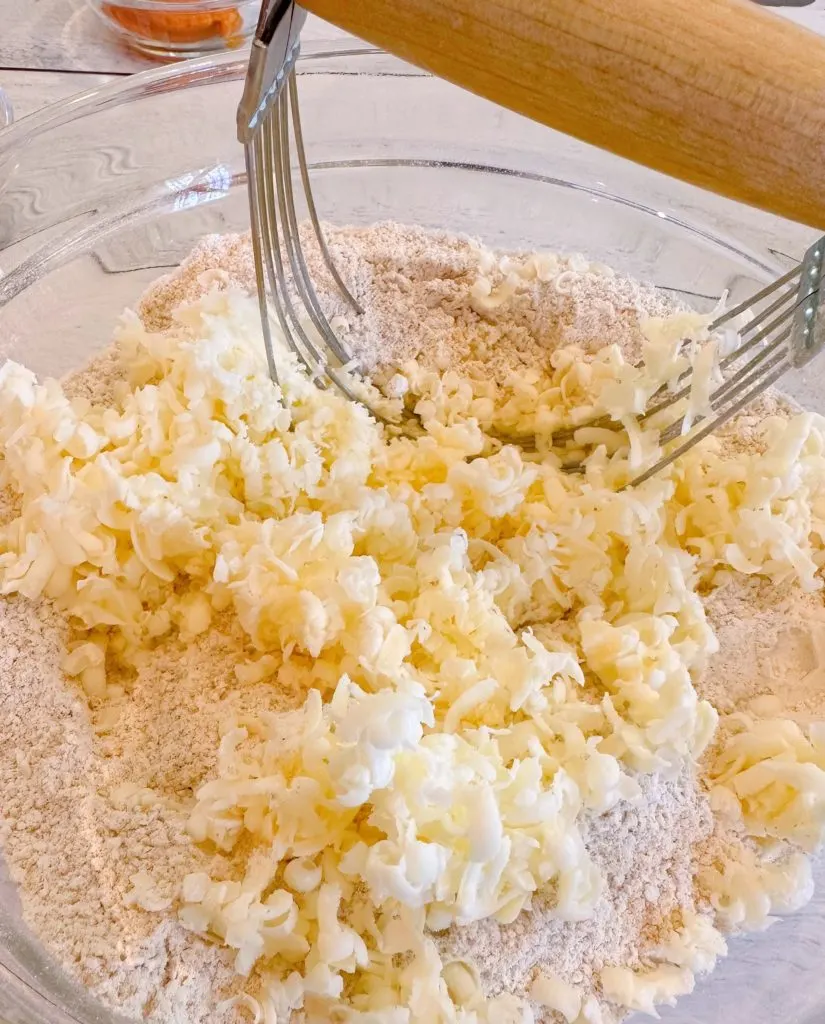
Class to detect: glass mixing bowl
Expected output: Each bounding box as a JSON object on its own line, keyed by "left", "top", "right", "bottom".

{"left": 0, "top": 38, "right": 823, "bottom": 1024}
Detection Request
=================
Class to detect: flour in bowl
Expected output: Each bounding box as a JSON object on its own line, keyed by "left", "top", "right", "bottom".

{"left": 2, "top": 223, "right": 825, "bottom": 1024}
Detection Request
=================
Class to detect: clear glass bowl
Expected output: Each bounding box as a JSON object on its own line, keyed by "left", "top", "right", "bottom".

{"left": 0, "top": 40, "right": 823, "bottom": 1024}
{"left": 0, "top": 89, "right": 12, "bottom": 132}
{"left": 88, "top": 0, "right": 260, "bottom": 59}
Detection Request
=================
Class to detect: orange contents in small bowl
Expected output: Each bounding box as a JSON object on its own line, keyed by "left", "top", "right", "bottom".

{"left": 99, "top": 0, "right": 250, "bottom": 51}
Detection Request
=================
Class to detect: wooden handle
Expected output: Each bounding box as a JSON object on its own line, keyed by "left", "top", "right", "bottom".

{"left": 301, "top": 0, "right": 825, "bottom": 229}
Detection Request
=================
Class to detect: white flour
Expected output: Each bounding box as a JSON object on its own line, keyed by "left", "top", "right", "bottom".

{"left": 0, "top": 597, "right": 246, "bottom": 1022}
{"left": 1, "top": 224, "right": 823, "bottom": 1024}
{"left": 137, "top": 224, "right": 681, "bottom": 379}
{"left": 700, "top": 575, "right": 825, "bottom": 721}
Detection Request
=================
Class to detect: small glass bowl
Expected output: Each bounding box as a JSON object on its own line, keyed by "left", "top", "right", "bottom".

{"left": 88, "top": 0, "right": 260, "bottom": 59}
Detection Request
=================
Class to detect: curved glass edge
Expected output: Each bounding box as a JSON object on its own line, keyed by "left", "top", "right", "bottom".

{"left": 0, "top": 88, "right": 13, "bottom": 132}
{"left": 0, "top": 40, "right": 389, "bottom": 158}
{"left": 0, "top": 33, "right": 796, "bottom": 284}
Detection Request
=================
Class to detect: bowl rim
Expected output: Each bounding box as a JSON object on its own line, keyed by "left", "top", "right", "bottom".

{"left": 0, "top": 43, "right": 384, "bottom": 158}
{"left": 0, "top": 38, "right": 788, "bottom": 284}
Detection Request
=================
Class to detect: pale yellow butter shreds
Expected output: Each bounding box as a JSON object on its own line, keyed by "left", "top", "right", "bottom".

{"left": 3, "top": 275, "right": 825, "bottom": 1023}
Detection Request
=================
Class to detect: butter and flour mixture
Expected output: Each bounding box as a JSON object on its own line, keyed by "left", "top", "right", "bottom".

{"left": 2, "top": 224, "right": 825, "bottom": 1024}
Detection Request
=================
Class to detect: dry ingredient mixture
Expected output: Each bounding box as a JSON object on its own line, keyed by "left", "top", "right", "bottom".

{"left": 2, "top": 223, "right": 825, "bottom": 1024}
